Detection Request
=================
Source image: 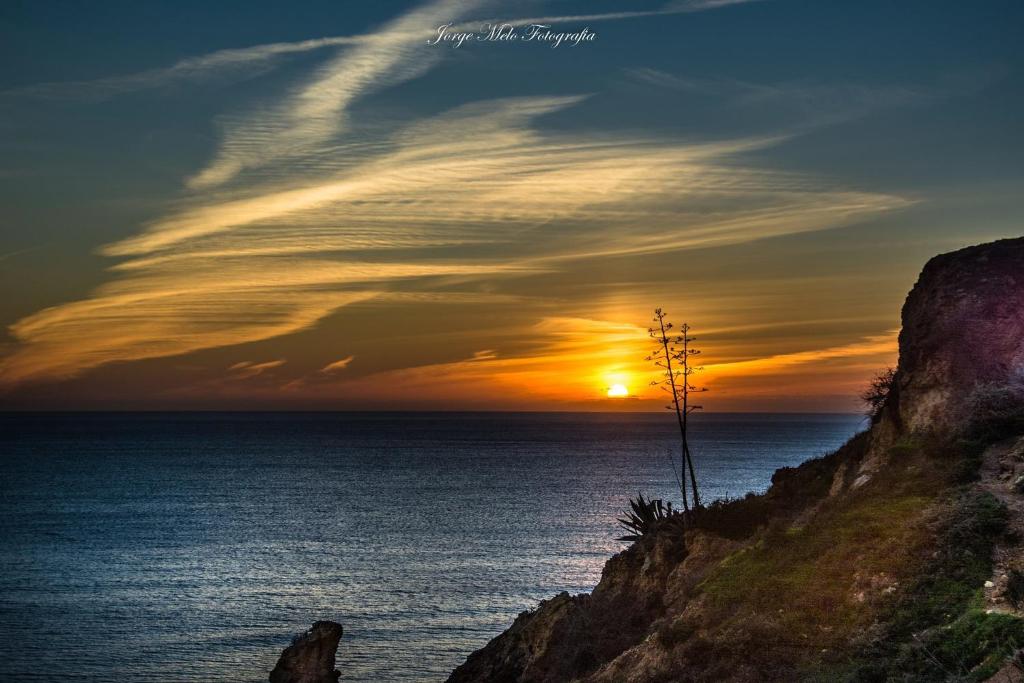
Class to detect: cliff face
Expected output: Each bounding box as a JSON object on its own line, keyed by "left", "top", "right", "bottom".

{"left": 890, "top": 238, "right": 1024, "bottom": 435}
{"left": 449, "top": 531, "right": 734, "bottom": 683}
{"left": 448, "top": 237, "right": 1024, "bottom": 683}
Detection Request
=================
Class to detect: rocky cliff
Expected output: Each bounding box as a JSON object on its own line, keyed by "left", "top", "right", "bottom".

{"left": 448, "top": 237, "right": 1024, "bottom": 683}
{"left": 269, "top": 621, "right": 343, "bottom": 683}
{"left": 894, "top": 238, "right": 1024, "bottom": 434}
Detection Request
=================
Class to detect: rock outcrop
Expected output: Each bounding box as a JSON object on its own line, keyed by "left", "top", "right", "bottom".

{"left": 447, "top": 236, "right": 1024, "bottom": 682}
{"left": 269, "top": 621, "right": 343, "bottom": 683}
{"left": 448, "top": 530, "right": 710, "bottom": 683}
{"left": 889, "top": 237, "right": 1024, "bottom": 434}
{"left": 851, "top": 237, "right": 1024, "bottom": 483}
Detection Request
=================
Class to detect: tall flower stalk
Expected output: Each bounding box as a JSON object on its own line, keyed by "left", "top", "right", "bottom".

{"left": 648, "top": 309, "right": 707, "bottom": 513}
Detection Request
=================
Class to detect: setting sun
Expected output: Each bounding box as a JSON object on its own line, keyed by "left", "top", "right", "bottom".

{"left": 607, "top": 383, "right": 629, "bottom": 398}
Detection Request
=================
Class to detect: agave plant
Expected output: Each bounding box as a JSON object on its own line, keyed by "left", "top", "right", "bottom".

{"left": 617, "top": 493, "right": 677, "bottom": 541}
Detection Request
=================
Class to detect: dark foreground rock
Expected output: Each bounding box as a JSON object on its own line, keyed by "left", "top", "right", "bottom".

{"left": 269, "top": 621, "right": 343, "bottom": 683}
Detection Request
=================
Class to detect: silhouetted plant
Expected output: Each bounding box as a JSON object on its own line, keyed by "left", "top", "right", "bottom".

{"left": 862, "top": 367, "right": 897, "bottom": 423}
{"left": 617, "top": 493, "right": 677, "bottom": 541}
{"left": 648, "top": 309, "right": 706, "bottom": 512}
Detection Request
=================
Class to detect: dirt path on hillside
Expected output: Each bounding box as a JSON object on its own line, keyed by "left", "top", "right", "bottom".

{"left": 979, "top": 436, "right": 1024, "bottom": 616}
{"left": 980, "top": 436, "right": 1024, "bottom": 683}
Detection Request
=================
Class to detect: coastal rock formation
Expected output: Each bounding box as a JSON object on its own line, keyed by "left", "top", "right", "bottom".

{"left": 449, "top": 530, "right": 728, "bottom": 683}
{"left": 852, "top": 237, "right": 1024, "bottom": 483}
{"left": 448, "top": 237, "right": 1024, "bottom": 682}
{"left": 893, "top": 237, "right": 1024, "bottom": 434}
{"left": 269, "top": 621, "right": 343, "bottom": 683}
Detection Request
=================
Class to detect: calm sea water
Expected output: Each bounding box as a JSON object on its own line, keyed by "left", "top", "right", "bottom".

{"left": 0, "top": 412, "right": 863, "bottom": 682}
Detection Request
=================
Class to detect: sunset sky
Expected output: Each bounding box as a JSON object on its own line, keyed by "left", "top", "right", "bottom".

{"left": 1, "top": 0, "right": 1021, "bottom": 411}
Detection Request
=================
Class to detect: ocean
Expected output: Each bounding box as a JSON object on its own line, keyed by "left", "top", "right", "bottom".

{"left": 0, "top": 412, "right": 863, "bottom": 682}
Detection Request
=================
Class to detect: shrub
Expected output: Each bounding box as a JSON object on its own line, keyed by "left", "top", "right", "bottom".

{"left": 690, "top": 493, "right": 773, "bottom": 540}
{"left": 964, "top": 379, "right": 1024, "bottom": 445}
{"left": 1007, "top": 569, "right": 1024, "bottom": 609}
{"left": 861, "top": 368, "right": 897, "bottom": 423}
{"left": 919, "top": 610, "right": 1024, "bottom": 680}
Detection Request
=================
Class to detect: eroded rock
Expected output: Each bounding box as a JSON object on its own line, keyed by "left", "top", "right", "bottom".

{"left": 889, "top": 237, "right": 1024, "bottom": 435}
{"left": 269, "top": 621, "right": 343, "bottom": 683}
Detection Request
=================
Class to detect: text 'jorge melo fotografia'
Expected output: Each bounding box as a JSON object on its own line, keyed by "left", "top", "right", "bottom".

{"left": 428, "top": 23, "right": 597, "bottom": 48}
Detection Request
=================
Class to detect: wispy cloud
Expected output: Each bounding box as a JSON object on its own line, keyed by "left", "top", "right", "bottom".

{"left": 228, "top": 359, "right": 287, "bottom": 379}
{"left": 186, "top": 0, "right": 493, "bottom": 190}
{"left": 705, "top": 330, "right": 899, "bottom": 376}
{"left": 0, "top": 0, "right": 909, "bottom": 393}
{"left": 672, "top": 0, "right": 765, "bottom": 9}
{"left": 317, "top": 316, "right": 651, "bottom": 404}
{"left": 0, "top": 91, "right": 906, "bottom": 385}
{"left": 320, "top": 356, "right": 355, "bottom": 373}
{"left": 3, "top": 0, "right": 766, "bottom": 105}
{"left": 625, "top": 67, "right": 926, "bottom": 128}
{"left": 470, "top": 0, "right": 765, "bottom": 28}
{"left": 1, "top": 36, "right": 366, "bottom": 101}
{"left": 300, "top": 317, "right": 895, "bottom": 409}
{"left": 0, "top": 244, "right": 48, "bottom": 263}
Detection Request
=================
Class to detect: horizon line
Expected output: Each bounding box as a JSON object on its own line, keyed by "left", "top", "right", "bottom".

{"left": 0, "top": 408, "right": 866, "bottom": 416}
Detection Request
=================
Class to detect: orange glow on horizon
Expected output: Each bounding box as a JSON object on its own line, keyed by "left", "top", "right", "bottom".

{"left": 243, "top": 317, "right": 898, "bottom": 412}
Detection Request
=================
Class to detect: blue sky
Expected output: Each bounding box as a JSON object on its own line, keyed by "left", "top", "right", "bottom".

{"left": 0, "top": 0, "right": 1021, "bottom": 410}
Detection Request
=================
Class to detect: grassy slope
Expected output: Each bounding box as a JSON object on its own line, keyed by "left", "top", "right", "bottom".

{"left": 674, "top": 433, "right": 1024, "bottom": 682}
{"left": 451, "top": 408, "right": 1024, "bottom": 682}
